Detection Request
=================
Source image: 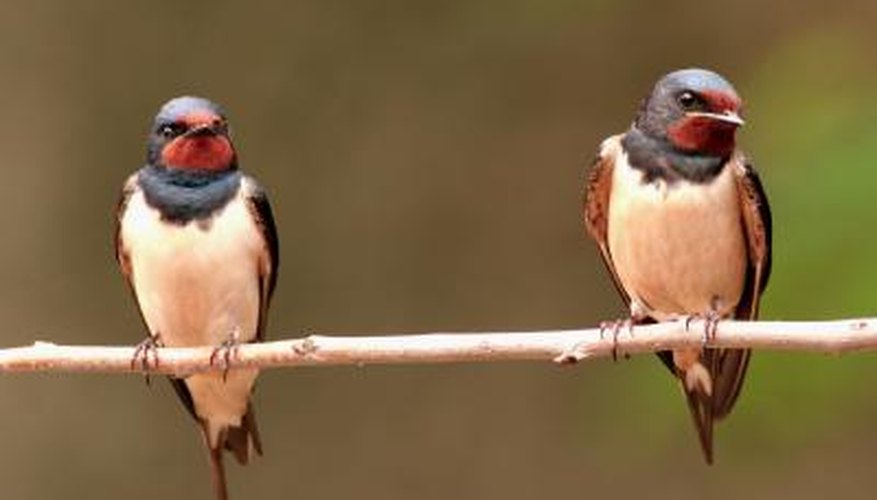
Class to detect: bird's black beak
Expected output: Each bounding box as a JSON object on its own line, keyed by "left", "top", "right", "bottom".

{"left": 686, "top": 110, "right": 745, "bottom": 127}
{"left": 185, "top": 124, "right": 221, "bottom": 137}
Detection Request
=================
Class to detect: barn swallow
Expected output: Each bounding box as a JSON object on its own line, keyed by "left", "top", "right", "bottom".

{"left": 583, "top": 69, "right": 771, "bottom": 463}
{"left": 115, "top": 96, "right": 279, "bottom": 499}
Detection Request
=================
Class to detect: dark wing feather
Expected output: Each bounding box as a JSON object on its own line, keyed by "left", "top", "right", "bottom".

{"left": 114, "top": 175, "right": 137, "bottom": 286}
{"left": 708, "top": 159, "right": 772, "bottom": 418}
{"left": 686, "top": 158, "right": 772, "bottom": 464}
{"left": 244, "top": 177, "right": 280, "bottom": 342}
{"left": 732, "top": 160, "right": 772, "bottom": 320}
{"left": 583, "top": 136, "right": 630, "bottom": 306}
{"left": 169, "top": 379, "right": 198, "bottom": 420}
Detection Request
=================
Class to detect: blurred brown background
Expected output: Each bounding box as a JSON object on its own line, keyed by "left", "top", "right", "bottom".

{"left": 1, "top": 1, "right": 877, "bottom": 498}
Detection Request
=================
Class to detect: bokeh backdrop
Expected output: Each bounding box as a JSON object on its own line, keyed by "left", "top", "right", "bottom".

{"left": 1, "top": 1, "right": 877, "bottom": 499}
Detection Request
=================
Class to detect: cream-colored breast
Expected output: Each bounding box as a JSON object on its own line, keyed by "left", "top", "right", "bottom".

{"left": 120, "top": 182, "right": 263, "bottom": 429}
{"left": 121, "top": 187, "right": 263, "bottom": 347}
{"left": 607, "top": 150, "right": 747, "bottom": 320}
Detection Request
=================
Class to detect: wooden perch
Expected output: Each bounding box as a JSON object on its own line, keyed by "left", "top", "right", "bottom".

{"left": 0, "top": 317, "right": 873, "bottom": 376}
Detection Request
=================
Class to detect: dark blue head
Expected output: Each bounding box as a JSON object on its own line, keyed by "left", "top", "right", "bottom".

{"left": 634, "top": 68, "right": 744, "bottom": 157}
{"left": 146, "top": 96, "right": 237, "bottom": 171}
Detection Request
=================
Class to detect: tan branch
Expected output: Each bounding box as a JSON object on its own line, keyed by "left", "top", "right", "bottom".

{"left": 0, "top": 317, "right": 874, "bottom": 375}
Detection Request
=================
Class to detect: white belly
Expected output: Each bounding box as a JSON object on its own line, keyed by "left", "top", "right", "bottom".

{"left": 607, "top": 152, "right": 747, "bottom": 320}
{"left": 121, "top": 188, "right": 262, "bottom": 427}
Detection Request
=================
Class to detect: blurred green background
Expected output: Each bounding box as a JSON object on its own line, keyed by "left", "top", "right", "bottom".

{"left": 1, "top": 1, "right": 876, "bottom": 498}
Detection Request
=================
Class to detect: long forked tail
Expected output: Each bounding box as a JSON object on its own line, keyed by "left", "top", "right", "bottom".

{"left": 205, "top": 443, "right": 229, "bottom": 500}
{"left": 681, "top": 375, "right": 716, "bottom": 465}
{"left": 199, "top": 406, "right": 263, "bottom": 500}
{"left": 665, "top": 347, "right": 751, "bottom": 465}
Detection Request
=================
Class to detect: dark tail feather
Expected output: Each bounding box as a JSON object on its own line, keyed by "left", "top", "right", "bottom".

{"left": 669, "top": 347, "right": 751, "bottom": 465}
{"left": 681, "top": 381, "right": 715, "bottom": 465}
{"left": 711, "top": 348, "right": 751, "bottom": 419}
{"left": 201, "top": 425, "right": 230, "bottom": 500}
{"left": 224, "top": 405, "right": 263, "bottom": 465}
{"left": 199, "top": 406, "right": 262, "bottom": 500}
{"left": 659, "top": 349, "right": 715, "bottom": 463}
{"left": 656, "top": 350, "right": 675, "bottom": 374}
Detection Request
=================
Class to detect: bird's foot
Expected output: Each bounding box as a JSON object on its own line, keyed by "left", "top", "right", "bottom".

{"left": 555, "top": 317, "right": 634, "bottom": 365}
{"left": 684, "top": 311, "right": 721, "bottom": 346}
{"left": 210, "top": 329, "right": 242, "bottom": 382}
{"left": 599, "top": 318, "right": 634, "bottom": 362}
{"left": 131, "top": 333, "right": 163, "bottom": 386}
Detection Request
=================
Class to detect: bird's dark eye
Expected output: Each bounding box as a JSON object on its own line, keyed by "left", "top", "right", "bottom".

{"left": 212, "top": 119, "right": 228, "bottom": 134}
{"left": 158, "top": 122, "right": 185, "bottom": 138}
{"left": 677, "top": 91, "right": 700, "bottom": 110}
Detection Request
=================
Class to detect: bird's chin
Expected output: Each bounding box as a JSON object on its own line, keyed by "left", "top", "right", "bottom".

{"left": 161, "top": 136, "right": 235, "bottom": 171}
{"left": 667, "top": 117, "right": 738, "bottom": 157}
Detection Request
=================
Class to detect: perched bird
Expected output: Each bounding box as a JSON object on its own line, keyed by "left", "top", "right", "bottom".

{"left": 115, "top": 96, "right": 279, "bottom": 499}
{"left": 583, "top": 69, "right": 771, "bottom": 463}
